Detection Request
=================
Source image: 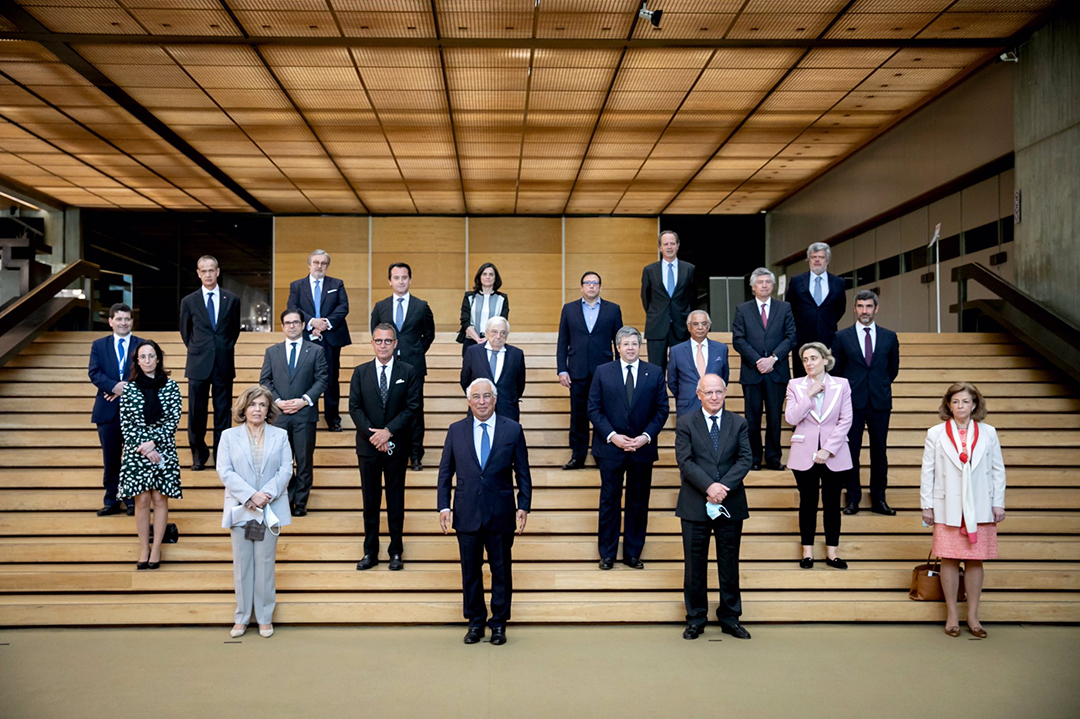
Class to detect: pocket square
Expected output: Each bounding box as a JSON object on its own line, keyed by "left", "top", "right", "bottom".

{"left": 395, "top": 378, "right": 405, "bottom": 384}
{"left": 327, "top": 288, "right": 338, "bottom": 293}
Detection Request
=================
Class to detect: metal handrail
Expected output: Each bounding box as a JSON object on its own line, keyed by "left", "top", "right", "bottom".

{"left": 0, "top": 259, "right": 99, "bottom": 336}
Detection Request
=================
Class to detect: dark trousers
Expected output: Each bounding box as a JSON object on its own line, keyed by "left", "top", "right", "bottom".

{"left": 568, "top": 374, "right": 594, "bottom": 461}
{"left": 793, "top": 465, "right": 843, "bottom": 546}
{"left": 646, "top": 324, "right": 681, "bottom": 373}
{"left": 457, "top": 527, "right": 515, "bottom": 629}
{"left": 681, "top": 517, "right": 743, "bottom": 627}
{"left": 597, "top": 457, "right": 653, "bottom": 560}
{"left": 276, "top": 415, "right": 317, "bottom": 509}
{"left": 412, "top": 376, "right": 426, "bottom": 462}
{"left": 188, "top": 367, "right": 232, "bottom": 464}
{"left": 742, "top": 380, "right": 784, "bottom": 465}
{"left": 845, "top": 406, "right": 892, "bottom": 505}
{"left": 322, "top": 343, "right": 343, "bottom": 424}
{"left": 96, "top": 418, "right": 133, "bottom": 508}
{"left": 358, "top": 452, "right": 407, "bottom": 557}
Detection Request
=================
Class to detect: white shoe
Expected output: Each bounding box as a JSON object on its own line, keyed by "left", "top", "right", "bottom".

{"left": 259, "top": 624, "right": 274, "bottom": 638}
{"left": 230, "top": 625, "right": 247, "bottom": 638}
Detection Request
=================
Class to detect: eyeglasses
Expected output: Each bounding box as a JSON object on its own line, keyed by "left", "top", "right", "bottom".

{"left": 581, "top": 281, "right": 600, "bottom": 286}
{"left": 282, "top": 320, "right": 302, "bottom": 326}
{"left": 689, "top": 322, "right": 710, "bottom": 328}
{"left": 372, "top": 339, "right": 396, "bottom": 346}
{"left": 699, "top": 390, "right": 726, "bottom": 397}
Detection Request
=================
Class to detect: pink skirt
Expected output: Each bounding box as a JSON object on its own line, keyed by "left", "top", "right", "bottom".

{"left": 932, "top": 523, "right": 998, "bottom": 560}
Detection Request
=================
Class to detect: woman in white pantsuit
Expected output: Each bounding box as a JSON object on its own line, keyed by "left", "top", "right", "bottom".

{"left": 217, "top": 385, "right": 293, "bottom": 639}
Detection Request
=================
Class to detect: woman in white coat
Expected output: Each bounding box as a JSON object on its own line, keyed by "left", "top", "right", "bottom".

{"left": 217, "top": 385, "right": 293, "bottom": 639}
{"left": 920, "top": 382, "right": 1006, "bottom": 639}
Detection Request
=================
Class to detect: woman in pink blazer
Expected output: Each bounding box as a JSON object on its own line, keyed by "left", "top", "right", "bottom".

{"left": 785, "top": 342, "right": 853, "bottom": 569}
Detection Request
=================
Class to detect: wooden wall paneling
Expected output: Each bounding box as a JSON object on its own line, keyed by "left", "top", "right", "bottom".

{"left": 565, "top": 217, "right": 657, "bottom": 331}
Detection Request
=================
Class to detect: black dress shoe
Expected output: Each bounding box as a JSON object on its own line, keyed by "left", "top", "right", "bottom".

{"left": 825, "top": 556, "right": 848, "bottom": 570}
{"left": 683, "top": 624, "right": 704, "bottom": 640}
{"left": 410, "top": 459, "right": 423, "bottom": 472}
{"left": 751, "top": 463, "right": 762, "bottom": 471}
{"left": 356, "top": 555, "right": 379, "bottom": 570}
{"left": 463, "top": 627, "right": 485, "bottom": 644}
{"left": 490, "top": 627, "right": 506, "bottom": 645}
{"left": 843, "top": 502, "right": 860, "bottom": 515}
{"left": 97, "top": 504, "right": 124, "bottom": 516}
{"left": 191, "top": 461, "right": 205, "bottom": 472}
{"left": 799, "top": 557, "right": 814, "bottom": 569}
{"left": 622, "top": 557, "right": 644, "bottom": 569}
{"left": 291, "top": 506, "right": 307, "bottom": 517}
{"left": 328, "top": 420, "right": 342, "bottom": 433}
{"left": 764, "top": 462, "right": 786, "bottom": 471}
{"left": 720, "top": 623, "right": 752, "bottom": 640}
{"left": 388, "top": 554, "right": 404, "bottom": 571}
{"left": 562, "top": 456, "right": 586, "bottom": 470}
{"left": 125, "top": 504, "right": 135, "bottom": 516}
{"left": 599, "top": 557, "right": 615, "bottom": 570}
{"left": 870, "top": 500, "right": 896, "bottom": 516}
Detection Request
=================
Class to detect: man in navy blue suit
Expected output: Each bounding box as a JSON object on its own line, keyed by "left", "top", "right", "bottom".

{"left": 667, "top": 309, "right": 730, "bottom": 416}
{"left": 832, "top": 290, "right": 901, "bottom": 516}
{"left": 786, "top": 242, "right": 847, "bottom": 378}
{"left": 438, "top": 378, "right": 531, "bottom": 646}
{"left": 588, "top": 326, "right": 670, "bottom": 570}
{"left": 287, "top": 249, "right": 351, "bottom": 432}
{"left": 641, "top": 230, "right": 696, "bottom": 372}
{"left": 460, "top": 317, "right": 526, "bottom": 422}
{"left": 87, "top": 303, "right": 142, "bottom": 515}
{"left": 556, "top": 271, "right": 622, "bottom": 470}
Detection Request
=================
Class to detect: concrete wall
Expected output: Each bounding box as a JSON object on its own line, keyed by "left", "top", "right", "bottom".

{"left": 1014, "top": 11, "right": 1080, "bottom": 326}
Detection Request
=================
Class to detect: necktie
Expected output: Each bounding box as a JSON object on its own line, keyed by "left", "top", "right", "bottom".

{"left": 117, "top": 338, "right": 125, "bottom": 378}
{"left": 479, "top": 422, "right": 490, "bottom": 468}
{"left": 709, "top": 415, "right": 720, "bottom": 454}
{"left": 864, "top": 327, "right": 873, "bottom": 367}
{"left": 666, "top": 262, "right": 675, "bottom": 297}
{"left": 379, "top": 363, "right": 388, "bottom": 405}
{"left": 695, "top": 342, "right": 706, "bottom": 378}
{"left": 288, "top": 341, "right": 297, "bottom": 378}
{"left": 760, "top": 303, "right": 767, "bottom": 329}
{"left": 395, "top": 297, "right": 404, "bottom": 331}
{"left": 206, "top": 291, "right": 216, "bottom": 330}
{"left": 313, "top": 279, "right": 322, "bottom": 320}
{"left": 489, "top": 349, "right": 498, "bottom": 381}
{"left": 625, "top": 364, "right": 635, "bottom": 406}
{"left": 813, "top": 275, "right": 823, "bottom": 306}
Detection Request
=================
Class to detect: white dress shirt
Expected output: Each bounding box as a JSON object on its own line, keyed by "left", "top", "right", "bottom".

{"left": 201, "top": 285, "right": 220, "bottom": 326}
{"left": 485, "top": 344, "right": 506, "bottom": 383}
{"left": 281, "top": 339, "right": 313, "bottom": 406}
{"left": 755, "top": 297, "right": 771, "bottom": 321}
{"left": 856, "top": 321, "right": 877, "bottom": 352}
{"left": 809, "top": 270, "right": 829, "bottom": 302}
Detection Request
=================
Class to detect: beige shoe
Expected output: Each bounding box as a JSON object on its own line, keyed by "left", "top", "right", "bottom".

{"left": 259, "top": 624, "right": 274, "bottom": 638}
{"left": 230, "top": 624, "right": 247, "bottom": 638}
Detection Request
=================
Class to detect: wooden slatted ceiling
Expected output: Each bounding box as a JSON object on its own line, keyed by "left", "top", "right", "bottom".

{"left": 0, "top": 2, "right": 1060, "bottom": 213}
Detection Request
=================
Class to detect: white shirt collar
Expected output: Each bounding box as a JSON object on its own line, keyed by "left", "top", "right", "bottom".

{"left": 856, "top": 321, "right": 877, "bottom": 332}
{"left": 485, "top": 343, "right": 506, "bottom": 354}
{"left": 621, "top": 358, "right": 640, "bottom": 371}
{"left": 756, "top": 297, "right": 771, "bottom": 309}
{"left": 201, "top": 285, "right": 218, "bottom": 298}
{"left": 691, "top": 337, "right": 707, "bottom": 351}
{"left": 393, "top": 292, "right": 411, "bottom": 302}
{"left": 473, "top": 414, "right": 495, "bottom": 431}
{"left": 664, "top": 258, "right": 678, "bottom": 270}
{"left": 375, "top": 356, "right": 394, "bottom": 372}
{"left": 113, "top": 333, "right": 131, "bottom": 343}
{"left": 284, "top": 338, "right": 302, "bottom": 350}
{"left": 701, "top": 407, "right": 722, "bottom": 425}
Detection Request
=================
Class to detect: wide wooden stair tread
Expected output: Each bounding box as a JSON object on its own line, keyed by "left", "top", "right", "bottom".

{"left": 1, "top": 331, "right": 1077, "bottom": 626}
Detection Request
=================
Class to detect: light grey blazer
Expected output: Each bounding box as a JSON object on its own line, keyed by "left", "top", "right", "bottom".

{"left": 216, "top": 424, "right": 294, "bottom": 530}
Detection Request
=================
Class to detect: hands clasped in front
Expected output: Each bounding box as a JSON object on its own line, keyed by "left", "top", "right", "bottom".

{"left": 275, "top": 398, "right": 306, "bottom": 415}
{"left": 610, "top": 433, "right": 649, "bottom": 452}
{"left": 245, "top": 492, "right": 271, "bottom": 511}
{"left": 368, "top": 427, "right": 392, "bottom": 453}
{"left": 137, "top": 440, "right": 162, "bottom": 465}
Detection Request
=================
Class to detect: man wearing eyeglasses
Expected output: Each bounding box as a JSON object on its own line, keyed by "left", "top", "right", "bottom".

{"left": 259, "top": 308, "right": 329, "bottom": 517}
{"left": 349, "top": 323, "right": 422, "bottom": 571}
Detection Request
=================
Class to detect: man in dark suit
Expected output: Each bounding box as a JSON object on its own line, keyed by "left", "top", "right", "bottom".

{"left": 460, "top": 316, "right": 526, "bottom": 422}
{"left": 588, "top": 326, "right": 670, "bottom": 570}
{"left": 641, "top": 230, "right": 696, "bottom": 373}
{"left": 350, "top": 323, "right": 422, "bottom": 571}
{"left": 667, "top": 309, "right": 730, "bottom": 416}
{"left": 259, "top": 308, "right": 328, "bottom": 517}
{"left": 438, "top": 377, "right": 531, "bottom": 646}
{"left": 370, "top": 262, "right": 436, "bottom": 472}
{"left": 287, "top": 249, "right": 351, "bottom": 432}
{"left": 180, "top": 255, "right": 242, "bottom": 470}
{"left": 675, "top": 374, "right": 753, "bottom": 640}
{"left": 732, "top": 268, "right": 796, "bottom": 471}
{"left": 556, "top": 271, "right": 622, "bottom": 470}
{"left": 787, "top": 242, "right": 847, "bottom": 378}
{"left": 87, "top": 302, "right": 142, "bottom": 516}
{"left": 832, "top": 289, "right": 901, "bottom": 516}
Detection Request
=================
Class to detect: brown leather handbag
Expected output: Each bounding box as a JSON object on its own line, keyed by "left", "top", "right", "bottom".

{"left": 909, "top": 551, "right": 966, "bottom": 601}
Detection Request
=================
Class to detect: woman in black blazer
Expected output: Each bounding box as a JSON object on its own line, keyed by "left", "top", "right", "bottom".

{"left": 457, "top": 262, "right": 510, "bottom": 356}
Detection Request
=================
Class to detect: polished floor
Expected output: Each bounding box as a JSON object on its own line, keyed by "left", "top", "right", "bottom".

{"left": 1, "top": 624, "right": 1078, "bottom": 719}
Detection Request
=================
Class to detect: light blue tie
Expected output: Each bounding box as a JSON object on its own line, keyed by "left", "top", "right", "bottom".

{"left": 313, "top": 279, "right": 322, "bottom": 319}
{"left": 206, "top": 291, "right": 216, "bottom": 330}
{"left": 813, "top": 275, "right": 823, "bottom": 306}
{"left": 489, "top": 349, "right": 498, "bottom": 381}
{"left": 116, "top": 338, "right": 125, "bottom": 377}
{"left": 395, "top": 297, "right": 404, "bottom": 331}
{"left": 479, "top": 422, "right": 490, "bottom": 469}
{"left": 666, "top": 262, "right": 675, "bottom": 297}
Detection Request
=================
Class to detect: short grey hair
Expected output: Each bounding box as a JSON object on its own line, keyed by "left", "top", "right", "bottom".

{"left": 308, "top": 249, "right": 331, "bottom": 264}
{"left": 687, "top": 309, "right": 711, "bottom": 328}
{"left": 485, "top": 316, "right": 509, "bottom": 334}
{"left": 807, "top": 242, "right": 831, "bottom": 263}
{"left": 749, "top": 268, "right": 775, "bottom": 287}
{"left": 615, "top": 326, "right": 642, "bottom": 347}
{"left": 465, "top": 377, "right": 497, "bottom": 398}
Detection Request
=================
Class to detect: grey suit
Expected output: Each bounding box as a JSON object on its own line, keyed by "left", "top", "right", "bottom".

{"left": 260, "top": 339, "right": 328, "bottom": 510}
{"left": 217, "top": 424, "right": 293, "bottom": 626}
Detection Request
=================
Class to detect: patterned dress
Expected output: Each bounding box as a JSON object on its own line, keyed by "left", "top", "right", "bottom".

{"left": 118, "top": 379, "right": 183, "bottom": 499}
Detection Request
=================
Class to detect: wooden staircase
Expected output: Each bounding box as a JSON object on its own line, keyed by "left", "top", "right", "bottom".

{"left": 1, "top": 331, "right": 1078, "bottom": 625}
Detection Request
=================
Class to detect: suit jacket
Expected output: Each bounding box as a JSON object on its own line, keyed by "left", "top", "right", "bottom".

{"left": 588, "top": 360, "right": 670, "bottom": 463}
{"left": 832, "top": 324, "right": 900, "bottom": 411}
{"left": 370, "top": 295, "right": 436, "bottom": 376}
{"left": 787, "top": 271, "right": 847, "bottom": 348}
{"left": 731, "top": 299, "right": 796, "bottom": 385}
{"left": 457, "top": 291, "right": 510, "bottom": 343}
{"left": 784, "top": 374, "right": 854, "bottom": 472}
{"left": 459, "top": 342, "right": 526, "bottom": 421}
{"left": 179, "top": 287, "right": 242, "bottom": 381}
{"left": 259, "top": 339, "right": 329, "bottom": 425}
{"left": 287, "top": 275, "right": 352, "bottom": 347}
{"left": 88, "top": 334, "right": 143, "bottom": 424}
{"left": 437, "top": 416, "right": 532, "bottom": 534}
{"left": 216, "top": 424, "right": 294, "bottom": 529}
{"left": 667, "top": 338, "right": 730, "bottom": 415}
{"left": 920, "top": 421, "right": 1006, "bottom": 527}
{"left": 556, "top": 299, "right": 622, "bottom": 381}
{"left": 641, "top": 259, "right": 696, "bottom": 341}
{"left": 348, "top": 359, "right": 422, "bottom": 458}
{"left": 674, "top": 409, "right": 753, "bottom": 522}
